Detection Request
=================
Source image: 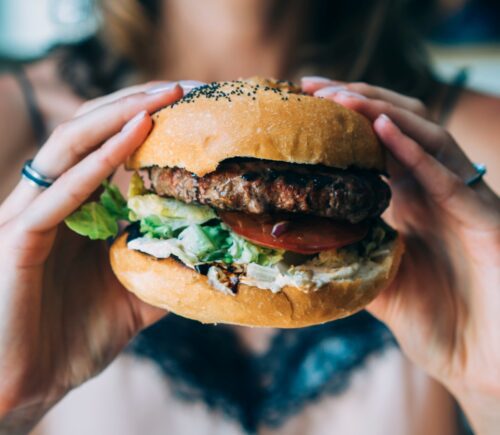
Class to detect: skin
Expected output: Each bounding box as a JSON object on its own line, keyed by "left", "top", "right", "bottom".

{"left": 0, "top": 0, "right": 499, "bottom": 432}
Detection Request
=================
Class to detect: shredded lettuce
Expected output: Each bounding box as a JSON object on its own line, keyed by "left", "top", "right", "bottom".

{"left": 65, "top": 178, "right": 284, "bottom": 266}
{"left": 178, "top": 225, "right": 217, "bottom": 258}
{"left": 126, "top": 193, "right": 284, "bottom": 265}
{"left": 139, "top": 215, "right": 189, "bottom": 239}
{"left": 228, "top": 231, "right": 283, "bottom": 266}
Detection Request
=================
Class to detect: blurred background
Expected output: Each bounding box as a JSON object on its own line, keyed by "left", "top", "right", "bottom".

{"left": 1, "top": 0, "right": 499, "bottom": 93}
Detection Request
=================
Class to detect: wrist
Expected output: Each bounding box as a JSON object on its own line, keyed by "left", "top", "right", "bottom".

{"left": 0, "top": 400, "right": 51, "bottom": 435}
{"left": 0, "top": 381, "right": 65, "bottom": 434}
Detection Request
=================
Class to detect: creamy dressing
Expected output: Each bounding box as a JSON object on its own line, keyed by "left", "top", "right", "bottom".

{"left": 207, "top": 266, "right": 238, "bottom": 296}
{"left": 241, "top": 262, "right": 362, "bottom": 293}
{"left": 128, "top": 237, "right": 199, "bottom": 268}
{"left": 127, "top": 237, "right": 391, "bottom": 295}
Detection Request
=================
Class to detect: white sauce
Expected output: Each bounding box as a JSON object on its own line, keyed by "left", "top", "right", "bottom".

{"left": 207, "top": 266, "right": 237, "bottom": 296}
{"left": 128, "top": 238, "right": 390, "bottom": 295}
{"left": 128, "top": 237, "right": 198, "bottom": 268}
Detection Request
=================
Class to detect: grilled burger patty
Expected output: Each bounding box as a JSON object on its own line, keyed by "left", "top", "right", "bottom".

{"left": 149, "top": 160, "right": 390, "bottom": 223}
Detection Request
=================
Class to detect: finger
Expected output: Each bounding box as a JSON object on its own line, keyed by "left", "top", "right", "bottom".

{"left": 0, "top": 85, "right": 183, "bottom": 226}
{"left": 374, "top": 114, "right": 497, "bottom": 228}
{"left": 319, "top": 90, "right": 452, "bottom": 156}
{"left": 19, "top": 111, "right": 151, "bottom": 232}
{"left": 74, "top": 81, "right": 166, "bottom": 116}
{"left": 0, "top": 181, "right": 42, "bottom": 226}
{"left": 301, "top": 76, "right": 345, "bottom": 94}
{"left": 314, "top": 82, "right": 428, "bottom": 118}
{"left": 32, "top": 84, "right": 184, "bottom": 180}
{"left": 331, "top": 92, "right": 497, "bottom": 198}
{"left": 303, "top": 76, "right": 428, "bottom": 118}
{"left": 76, "top": 80, "right": 205, "bottom": 116}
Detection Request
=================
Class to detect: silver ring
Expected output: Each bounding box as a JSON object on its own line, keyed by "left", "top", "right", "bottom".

{"left": 21, "top": 159, "right": 56, "bottom": 189}
{"left": 465, "top": 163, "right": 487, "bottom": 187}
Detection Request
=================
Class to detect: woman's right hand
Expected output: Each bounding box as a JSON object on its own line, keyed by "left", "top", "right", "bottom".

{"left": 0, "top": 82, "right": 184, "bottom": 434}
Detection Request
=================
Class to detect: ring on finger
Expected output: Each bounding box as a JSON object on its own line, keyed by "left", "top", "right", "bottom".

{"left": 21, "top": 159, "right": 56, "bottom": 189}
{"left": 465, "top": 163, "right": 487, "bottom": 187}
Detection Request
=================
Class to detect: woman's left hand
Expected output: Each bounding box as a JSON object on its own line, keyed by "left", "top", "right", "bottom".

{"left": 302, "top": 77, "right": 500, "bottom": 434}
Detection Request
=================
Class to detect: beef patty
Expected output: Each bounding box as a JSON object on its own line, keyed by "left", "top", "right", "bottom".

{"left": 149, "top": 160, "right": 390, "bottom": 223}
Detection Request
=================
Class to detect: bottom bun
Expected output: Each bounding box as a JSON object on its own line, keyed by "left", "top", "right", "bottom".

{"left": 110, "top": 233, "right": 404, "bottom": 328}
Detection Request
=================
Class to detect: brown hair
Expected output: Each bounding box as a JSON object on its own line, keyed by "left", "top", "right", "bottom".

{"left": 99, "top": 0, "right": 159, "bottom": 77}
{"left": 59, "top": 0, "right": 437, "bottom": 100}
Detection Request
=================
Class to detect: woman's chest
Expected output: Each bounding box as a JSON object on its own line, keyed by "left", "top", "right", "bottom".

{"left": 37, "top": 315, "right": 457, "bottom": 435}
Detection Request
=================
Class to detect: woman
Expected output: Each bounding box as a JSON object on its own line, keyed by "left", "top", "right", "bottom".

{"left": 0, "top": 1, "right": 499, "bottom": 434}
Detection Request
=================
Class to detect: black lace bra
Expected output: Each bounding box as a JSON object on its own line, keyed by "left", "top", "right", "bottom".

{"left": 129, "top": 311, "right": 395, "bottom": 433}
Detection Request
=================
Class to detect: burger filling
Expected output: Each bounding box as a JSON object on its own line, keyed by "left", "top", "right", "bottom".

{"left": 125, "top": 160, "right": 395, "bottom": 294}
{"left": 65, "top": 158, "right": 395, "bottom": 295}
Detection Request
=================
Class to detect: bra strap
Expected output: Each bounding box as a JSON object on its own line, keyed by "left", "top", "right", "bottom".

{"left": 12, "top": 66, "right": 48, "bottom": 147}
{"left": 438, "top": 68, "right": 468, "bottom": 126}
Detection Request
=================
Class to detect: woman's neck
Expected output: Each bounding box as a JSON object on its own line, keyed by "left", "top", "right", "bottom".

{"left": 159, "top": 0, "right": 305, "bottom": 82}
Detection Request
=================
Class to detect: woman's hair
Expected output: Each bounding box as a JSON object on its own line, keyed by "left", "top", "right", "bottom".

{"left": 59, "top": 0, "right": 438, "bottom": 101}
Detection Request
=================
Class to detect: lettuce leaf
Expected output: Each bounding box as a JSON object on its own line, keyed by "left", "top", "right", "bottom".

{"left": 100, "top": 181, "right": 129, "bottom": 220}
{"left": 64, "top": 182, "right": 128, "bottom": 240}
{"left": 65, "top": 202, "right": 118, "bottom": 240}
{"left": 128, "top": 193, "right": 283, "bottom": 266}
{"left": 65, "top": 181, "right": 284, "bottom": 266}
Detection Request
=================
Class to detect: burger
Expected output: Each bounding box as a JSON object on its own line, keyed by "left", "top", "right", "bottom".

{"left": 69, "top": 77, "right": 403, "bottom": 328}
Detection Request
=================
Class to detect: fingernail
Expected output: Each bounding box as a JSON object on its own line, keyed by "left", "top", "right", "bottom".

{"left": 333, "top": 90, "right": 367, "bottom": 100}
{"left": 314, "top": 85, "right": 347, "bottom": 97}
{"left": 122, "top": 110, "right": 147, "bottom": 133}
{"left": 301, "top": 76, "right": 333, "bottom": 83}
{"left": 145, "top": 82, "right": 179, "bottom": 94}
{"left": 379, "top": 114, "right": 391, "bottom": 123}
{"left": 179, "top": 80, "right": 206, "bottom": 93}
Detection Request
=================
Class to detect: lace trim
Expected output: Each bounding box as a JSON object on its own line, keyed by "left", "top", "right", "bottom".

{"left": 129, "top": 311, "right": 395, "bottom": 433}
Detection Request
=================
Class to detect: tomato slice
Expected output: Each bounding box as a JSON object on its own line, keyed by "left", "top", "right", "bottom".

{"left": 219, "top": 211, "right": 368, "bottom": 254}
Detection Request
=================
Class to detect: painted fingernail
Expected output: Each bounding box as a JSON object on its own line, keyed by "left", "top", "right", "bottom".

{"left": 314, "top": 85, "right": 347, "bottom": 97}
{"left": 145, "top": 82, "right": 179, "bottom": 94}
{"left": 301, "top": 76, "right": 332, "bottom": 83}
{"left": 122, "top": 110, "right": 147, "bottom": 133}
{"left": 179, "top": 80, "right": 206, "bottom": 93}
{"left": 334, "top": 90, "right": 367, "bottom": 100}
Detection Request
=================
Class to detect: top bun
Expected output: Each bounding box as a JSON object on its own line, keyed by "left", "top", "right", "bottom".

{"left": 127, "top": 78, "right": 385, "bottom": 176}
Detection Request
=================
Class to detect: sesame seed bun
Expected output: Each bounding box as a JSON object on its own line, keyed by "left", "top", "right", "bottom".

{"left": 126, "top": 78, "right": 385, "bottom": 176}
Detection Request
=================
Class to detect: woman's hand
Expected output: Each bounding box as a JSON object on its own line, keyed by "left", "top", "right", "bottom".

{"left": 0, "top": 82, "right": 184, "bottom": 433}
{"left": 303, "top": 77, "right": 500, "bottom": 434}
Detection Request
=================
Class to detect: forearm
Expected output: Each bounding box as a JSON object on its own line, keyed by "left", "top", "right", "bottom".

{"left": 0, "top": 399, "right": 51, "bottom": 435}
{"left": 0, "top": 385, "right": 63, "bottom": 435}
{"left": 0, "top": 404, "right": 46, "bottom": 435}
